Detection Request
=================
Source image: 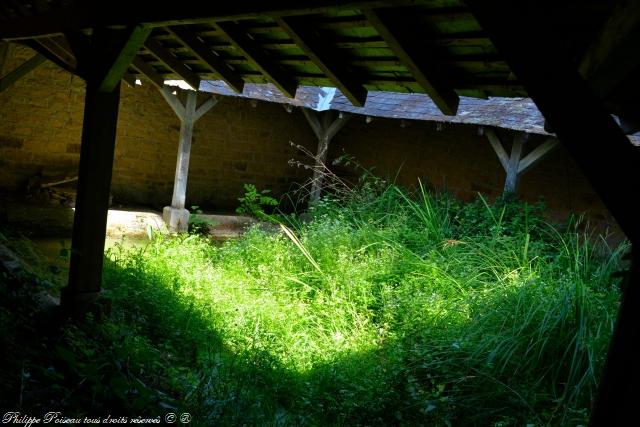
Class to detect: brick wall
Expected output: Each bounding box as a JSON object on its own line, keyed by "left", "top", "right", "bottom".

{"left": 0, "top": 44, "right": 621, "bottom": 236}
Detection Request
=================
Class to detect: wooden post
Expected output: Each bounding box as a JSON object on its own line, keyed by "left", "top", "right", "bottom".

{"left": 160, "top": 87, "right": 218, "bottom": 231}
{"left": 485, "top": 128, "right": 558, "bottom": 194}
{"left": 60, "top": 26, "right": 149, "bottom": 318}
{"left": 503, "top": 133, "right": 526, "bottom": 193}
{"left": 302, "top": 109, "right": 350, "bottom": 203}
{"left": 467, "top": 2, "right": 640, "bottom": 424}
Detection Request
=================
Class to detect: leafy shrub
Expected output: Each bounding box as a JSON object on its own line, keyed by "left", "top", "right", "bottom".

{"left": 236, "top": 184, "right": 278, "bottom": 220}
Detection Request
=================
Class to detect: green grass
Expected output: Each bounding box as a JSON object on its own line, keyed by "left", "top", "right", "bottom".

{"left": 1, "top": 183, "right": 626, "bottom": 426}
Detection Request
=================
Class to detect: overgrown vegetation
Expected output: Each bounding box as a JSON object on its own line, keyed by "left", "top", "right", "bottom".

{"left": 0, "top": 178, "right": 626, "bottom": 426}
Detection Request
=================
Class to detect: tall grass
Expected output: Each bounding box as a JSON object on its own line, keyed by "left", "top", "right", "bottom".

{"left": 3, "top": 179, "right": 625, "bottom": 425}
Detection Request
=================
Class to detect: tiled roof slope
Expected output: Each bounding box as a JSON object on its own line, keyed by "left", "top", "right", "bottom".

{"left": 198, "top": 81, "right": 640, "bottom": 145}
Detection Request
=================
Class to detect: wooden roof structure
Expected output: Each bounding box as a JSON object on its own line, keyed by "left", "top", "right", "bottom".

{"left": 1, "top": 0, "right": 637, "bottom": 122}
{"left": 1, "top": 1, "right": 639, "bottom": 424}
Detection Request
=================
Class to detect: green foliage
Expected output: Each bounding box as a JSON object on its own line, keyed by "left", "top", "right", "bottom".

{"left": 0, "top": 181, "right": 627, "bottom": 425}
{"left": 188, "top": 205, "right": 217, "bottom": 235}
{"left": 236, "top": 184, "right": 279, "bottom": 220}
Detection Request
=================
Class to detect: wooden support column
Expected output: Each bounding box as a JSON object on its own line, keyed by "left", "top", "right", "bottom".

{"left": 302, "top": 109, "right": 350, "bottom": 203}
{"left": 160, "top": 87, "right": 218, "bottom": 231}
{"left": 485, "top": 128, "right": 558, "bottom": 194}
{"left": 61, "top": 26, "right": 150, "bottom": 319}
{"left": 467, "top": 2, "right": 640, "bottom": 425}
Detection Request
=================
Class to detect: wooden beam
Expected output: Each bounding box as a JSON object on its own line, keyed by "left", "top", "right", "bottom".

{"left": 302, "top": 110, "right": 350, "bottom": 202}
{"left": 159, "top": 86, "right": 186, "bottom": 120}
{"left": 24, "top": 38, "right": 77, "bottom": 74}
{"left": 485, "top": 128, "right": 509, "bottom": 171}
{"left": 214, "top": 21, "right": 298, "bottom": 98}
{"left": 194, "top": 96, "right": 218, "bottom": 121}
{"left": 517, "top": 138, "right": 559, "bottom": 175}
{"left": 131, "top": 56, "right": 164, "bottom": 89}
{"left": 60, "top": 27, "right": 126, "bottom": 319}
{"left": 276, "top": 16, "right": 367, "bottom": 107}
{"left": 166, "top": 25, "right": 244, "bottom": 93}
{"left": 172, "top": 90, "right": 197, "bottom": 210}
{"left": 98, "top": 25, "right": 152, "bottom": 93}
{"left": 578, "top": 0, "right": 640, "bottom": 98}
{"left": 0, "top": 1, "right": 438, "bottom": 40}
{"left": 0, "top": 53, "right": 45, "bottom": 92}
{"left": 503, "top": 133, "right": 526, "bottom": 193}
{"left": 362, "top": 8, "right": 459, "bottom": 115}
{"left": 144, "top": 37, "right": 200, "bottom": 90}
{"left": 466, "top": 2, "right": 640, "bottom": 425}
{"left": 63, "top": 31, "right": 90, "bottom": 74}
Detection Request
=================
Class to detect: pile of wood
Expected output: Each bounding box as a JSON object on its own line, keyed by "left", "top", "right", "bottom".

{"left": 26, "top": 172, "right": 78, "bottom": 207}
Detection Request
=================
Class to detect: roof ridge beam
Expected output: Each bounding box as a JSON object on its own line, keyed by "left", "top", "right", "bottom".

{"left": 276, "top": 16, "right": 367, "bottom": 107}
{"left": 362, "top": 8, "right": 459, "bottom": 115}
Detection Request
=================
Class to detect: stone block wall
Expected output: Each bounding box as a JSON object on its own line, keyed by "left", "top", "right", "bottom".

{"left": 0, "top": 44, "right": 621, "bottom": 236}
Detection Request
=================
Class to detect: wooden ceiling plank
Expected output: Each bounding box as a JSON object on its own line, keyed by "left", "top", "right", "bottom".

{"left": 362, "top": 8, "right": 459, "bottom": 115}
{"left": 214, "top": 21, "right": 297, "bottom": 97}
{"left": 144, "top": 37, "right": 200, "bottom": 90}
{"left": 167, "top": 25, "right": 244, "bottom": 93}
{"left": 276, "top": 16, "right": 367, "bottom": 106}
{"left": 131, "top": 56, "right": 165, "bottom": 89}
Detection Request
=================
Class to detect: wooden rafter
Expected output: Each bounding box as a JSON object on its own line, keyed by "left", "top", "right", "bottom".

{"left": 131, "top": 56, "right": 164, "bottom": 89}
{"left": 214, "top": 21, "right": 297, "bottom": 98}
{"left": 24, "top": 38, "right": 76, "bottom": 74}
{"left": 362, "top": 8, "right": 459, "bottom": 115}
{"left": 98, "top": 24, "right": 152, "bottom": 92}
{"left": 276, "top": 16, "right": 367, "bottom": 106}
{"left": 144, "top": 36, "right": 200, "bottom": 90}
{"left": 166, "top": 25, "right": 244, "bottom": 93}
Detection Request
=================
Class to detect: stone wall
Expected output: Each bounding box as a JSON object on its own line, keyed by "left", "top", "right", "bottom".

{"left": 0, "top": 44, "right": 621, "bottom": 236}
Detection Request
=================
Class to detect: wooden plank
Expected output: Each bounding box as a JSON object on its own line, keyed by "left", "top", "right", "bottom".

{"left": 484, "top": 128, "right": 509, "bottom": 171}
{"left": 503, "top": 132, "right": 526, "bottom": 193}
{"left": 131, "top": 56, "right": 165, "bottom": 89}
{"left": 362, "top": 8, "right": 459, "bottom": 115}
{"left": 466, "top": 3, "right": 640, "bottom": 425}
{"left": 0, "top": 53, "right": 45, "bottom": 92}
{"left": 214, "top": 21, "right": 298, "bottom": 98}
{"left": 99, "top": 25, "right": 152, "bottom": 92}
{"left": 517, "top": 138, "right": 558, "bottom": 175}
{"left": 0, "top": 1, "right": 441, "bottom": 40}
{"left": 276, "top": 16, "right": 367, "bottom": 106}
{"left": 144, "top": 37, "right": 200, "bottom": 90}
{"left": 167, "top": 25, "right": 244, "bottom": 93}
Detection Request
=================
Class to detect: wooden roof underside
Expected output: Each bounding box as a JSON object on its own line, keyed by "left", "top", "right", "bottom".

{"left": 0, "top": 0, "right": 637, "bottom": 120}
